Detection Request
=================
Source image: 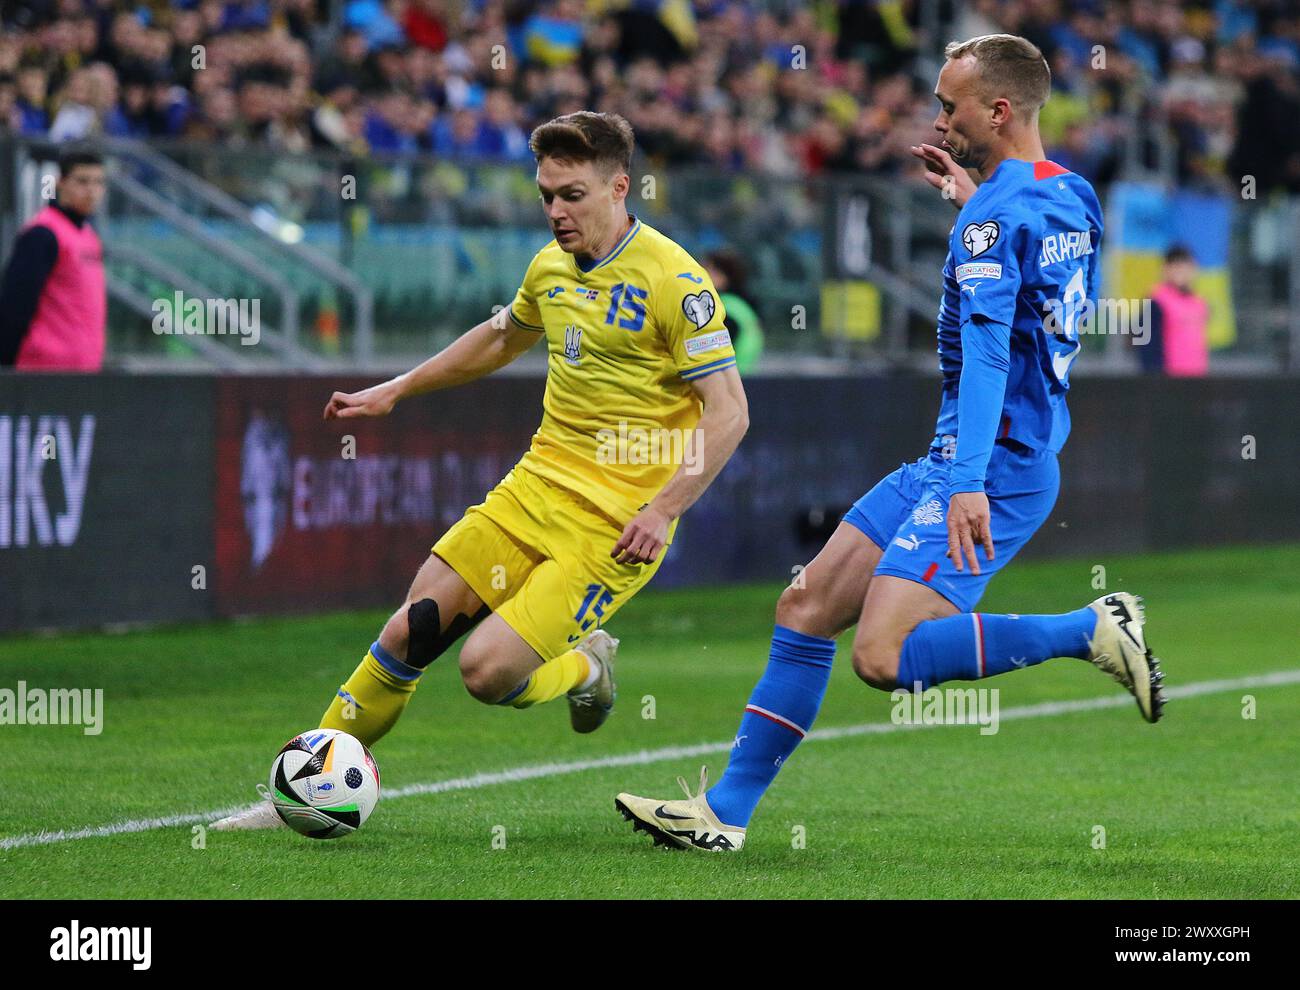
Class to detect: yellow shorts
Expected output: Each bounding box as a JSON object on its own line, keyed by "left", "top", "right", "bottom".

{"left": 431, "top": 467, "right": 671, "bottom": 659}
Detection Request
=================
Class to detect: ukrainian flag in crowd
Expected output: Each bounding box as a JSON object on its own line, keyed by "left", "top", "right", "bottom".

{"left": 522, "top": 11, "right": 585, "bottom": 66}
{"left": 588, "top": 0, "right": 699, "bottom": 49}
{"left": 1105, "top": 183, "right": 1236, "bottom": 348}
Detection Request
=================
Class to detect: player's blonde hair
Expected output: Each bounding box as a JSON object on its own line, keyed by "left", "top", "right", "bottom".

{"left": 944, "top": 34, "right": 1052, "bottom": 115}
{"left": 529, "top": 111, "right": 635, "bottom": 178}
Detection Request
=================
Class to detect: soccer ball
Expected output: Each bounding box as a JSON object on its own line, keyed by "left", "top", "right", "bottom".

{"left": 268, "top": 728, "right": 380, "bottom": 839}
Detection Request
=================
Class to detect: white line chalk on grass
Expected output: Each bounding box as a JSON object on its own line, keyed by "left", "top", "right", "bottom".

{"left": 3, "top": 668, "right": 1296, "bottom": 851}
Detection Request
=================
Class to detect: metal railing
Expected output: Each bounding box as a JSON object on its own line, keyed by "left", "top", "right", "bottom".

{"left": 105, "top": 139, "right": 374, "bottom": 361}
{"left": 140, "top": 138, "right": 969, "bottom": 363}
{"left": 3, "top": 133, "right": 1296, "bottom": 373}
{"left": 2, "top": 135, "right": 372, "bottom": 370}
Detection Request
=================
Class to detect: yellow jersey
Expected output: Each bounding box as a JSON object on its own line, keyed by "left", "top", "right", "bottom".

{"left": 506, "top": 215, "right": 736, "bottom": 524}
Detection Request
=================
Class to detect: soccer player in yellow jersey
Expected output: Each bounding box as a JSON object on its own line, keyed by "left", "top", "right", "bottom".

{"left": 217, "top": 111, "right": 748, "bottom": 833}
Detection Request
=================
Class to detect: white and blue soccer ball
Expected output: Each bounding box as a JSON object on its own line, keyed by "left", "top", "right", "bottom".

{"left": 268, "top": 728, "right": 380, "bottom": 839}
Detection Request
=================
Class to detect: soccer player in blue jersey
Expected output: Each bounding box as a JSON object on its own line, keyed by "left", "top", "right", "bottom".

{"left": 616, "top": 34, "right": 1166, "bottom": 852}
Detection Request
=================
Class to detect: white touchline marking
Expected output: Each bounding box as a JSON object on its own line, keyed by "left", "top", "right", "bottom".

{"left": 2, "top": 669, "right": 1297, "bottom": 851}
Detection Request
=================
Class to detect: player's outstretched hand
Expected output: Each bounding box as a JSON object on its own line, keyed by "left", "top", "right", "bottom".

{"left": 946, "top": 491, "right": 994, "bottom": 576}
{"left": 323, "top": 381, "right": 400, "bottom": 421}
{"left": 910, "top": 144, "right": 977, "bottom": 208}
{"left": 612, "top": 505, "right": 671, "bottom": 566}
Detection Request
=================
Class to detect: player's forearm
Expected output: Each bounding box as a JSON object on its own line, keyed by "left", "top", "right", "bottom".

{"left": 649, "top": 398, "right": 749, "bottom": 520}
{"left": 394, "top": 315, "right": 526, "bottom": 401}
{"left": 950, "top": 319, "right": 1011, "bottom": 494}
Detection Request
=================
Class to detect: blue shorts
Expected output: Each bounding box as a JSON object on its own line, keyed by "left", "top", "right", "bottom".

{"left": 843, "top": 442, "right": 1060, "bottom": 612}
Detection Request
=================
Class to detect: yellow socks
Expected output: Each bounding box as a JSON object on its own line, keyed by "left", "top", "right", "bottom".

{"left": 320, "top": 642, "right": 423, "bottom": 747}
{"left": 503, "top": 649, "right": 595, "bottom": 708}
{"left": 319, "top": 641, "right": 597, "bottom": 744}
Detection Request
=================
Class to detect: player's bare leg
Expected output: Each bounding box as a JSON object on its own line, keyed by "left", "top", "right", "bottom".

{"left": 462, "top": 613, "right": 618, "bottom": 733}
{"left": 776, "top": 522, "right": 886, "bottom": 639}
{"left": 376, "top": 553, "right": 486, "bottom": 668}
{"left": 458, "top": 615, "right": 545, "bottom": 702}
{"left": 617, "top": 522, "right": 882, "bottom": 850}
{"left": 851, "top": 575, "right": 958, "bottom": 689}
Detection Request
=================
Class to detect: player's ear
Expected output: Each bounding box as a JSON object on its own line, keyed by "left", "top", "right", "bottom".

{"left": 610, "top": 170, "right": 630, "bottom": 204}
{"left": 990, "top": 97, "right": 1012, "bottom": 128}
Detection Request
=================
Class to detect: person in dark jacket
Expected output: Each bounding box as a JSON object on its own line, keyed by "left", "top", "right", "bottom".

{"left": 0, "top": 148, "right": 107, "bottom": 370}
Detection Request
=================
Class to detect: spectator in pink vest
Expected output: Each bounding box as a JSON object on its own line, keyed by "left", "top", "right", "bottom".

{"left": 0, "top": 148, "right": 107, "bottom": 371}
{"left": 1140, "top": 244, "right": 1211, "bottom": 377}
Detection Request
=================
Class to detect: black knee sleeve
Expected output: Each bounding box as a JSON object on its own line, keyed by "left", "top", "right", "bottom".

{"left": 406, "top": 599, "right": 490, "bottom": 668}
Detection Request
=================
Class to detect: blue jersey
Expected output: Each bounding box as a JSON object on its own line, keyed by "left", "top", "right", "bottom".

{"left": 931, "top": 159, "right": 1103, "bottom": 494}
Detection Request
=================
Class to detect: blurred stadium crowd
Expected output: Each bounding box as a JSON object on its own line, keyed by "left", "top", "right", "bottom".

{"left": 1, "top": 0, "right": 1298, "bottom": 194}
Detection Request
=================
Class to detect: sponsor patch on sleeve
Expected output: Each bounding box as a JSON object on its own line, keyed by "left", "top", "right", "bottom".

{"left": 684, "top": 328, "right": 732, "bottom": 357}
{"left": 955, "top": 262, "right": 1003, "bottom": 281}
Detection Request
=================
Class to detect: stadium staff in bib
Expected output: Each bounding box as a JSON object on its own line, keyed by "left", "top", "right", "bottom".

{"left": 215, "top": 111, "right": 749, "bottom": 831}
{"left": 0, "top": 148, "right": 107, "bottom": 371}
{"left": 616, "top": 34, "right": 1167, "bottom": 853}
{"left": 1139, "top": 244, "right": 1210, "bottom": 377}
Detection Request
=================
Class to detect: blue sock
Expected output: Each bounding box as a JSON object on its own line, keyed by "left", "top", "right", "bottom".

{"left": 896, "top": 607, "right": 1097, "bottom": 691}
{"left": 705, "top": 625, "right": 835, "bottom": 828}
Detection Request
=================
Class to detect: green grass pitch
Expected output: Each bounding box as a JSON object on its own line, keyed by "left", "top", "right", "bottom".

{"left": 2, "top": 543, "right": 1297, "bottom": 899}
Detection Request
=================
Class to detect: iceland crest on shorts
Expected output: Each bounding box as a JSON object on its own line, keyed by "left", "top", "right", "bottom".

{"left": 912, "top": 498, "right": 944, "bottom": 527}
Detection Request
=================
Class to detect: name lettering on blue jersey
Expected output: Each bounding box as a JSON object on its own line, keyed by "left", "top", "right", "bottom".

{"left": 1039, "top": 230, "right": 1094, "bottom": 268}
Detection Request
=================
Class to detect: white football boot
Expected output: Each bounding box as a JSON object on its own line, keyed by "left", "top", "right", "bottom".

{"left": 1086, "top": 592, "right": 1166, "bottom": 723}
{"left": 567, "top": 629, "right": 618, "bottom": 734}
{"left": 210, "top": 783, "right": 285, "bottom": 831}
{"left": 615, "top": 766, "right": 746, "bottom": 852}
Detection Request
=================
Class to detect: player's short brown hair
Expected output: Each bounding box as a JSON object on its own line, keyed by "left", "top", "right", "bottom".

{"left": 944, "top": 34, "right": 1052, "bottom": 115}
{"left": 529, "top": 111, "right": 635, "bottom": 178}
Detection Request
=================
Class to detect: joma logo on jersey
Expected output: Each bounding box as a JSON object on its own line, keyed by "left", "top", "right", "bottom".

{"left": 1039, "top": 230, "right": 1093, "bottom": 267}
{"left": 563, "top": 325, "right": 582, "bottom": 366}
